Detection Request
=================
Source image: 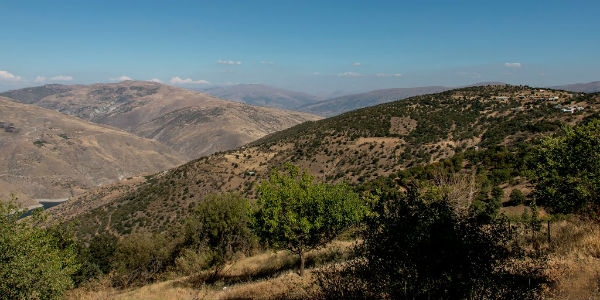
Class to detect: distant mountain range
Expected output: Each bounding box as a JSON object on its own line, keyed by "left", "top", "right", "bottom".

{"left": 1, "top": 81, "right": 320, "bottom": 160}
{"left": 197, "top": 81, "right": 600, "bottom": 117}
{"left": 201, "top": 84, "right": 322, "bottom": 110}
{"left": 298, "top": 86, "right": 450, "bottom": 117}
{"left": 551, "top": 81, "right": 600, "bottom": 93}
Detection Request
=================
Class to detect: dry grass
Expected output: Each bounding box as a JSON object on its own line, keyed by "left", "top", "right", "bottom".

{"left": 542, "top": 219, "right": 600, "bottom": 299}
{"left": 66, "top": 219, "right": 600, "bottom": 299}
{"left": 67, "top": 240, "right": 355, "bottom": 300}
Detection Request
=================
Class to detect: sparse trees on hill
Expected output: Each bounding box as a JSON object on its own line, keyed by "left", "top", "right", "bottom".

{"left": 254, "top": 163, "right": 366, "bottom": 276}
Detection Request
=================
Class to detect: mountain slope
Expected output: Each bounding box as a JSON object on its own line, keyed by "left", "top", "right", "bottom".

{"left": 202, "top": 84, "right": 321, "bottom": 110}
{"left": 48, "top": 85, "right": 600, "bottom": 238}
{"left": 3, "top": 81, "right": 321, "bottom": 159}
{"left": 299, "top": 86, "right": 450, "bottom": 116}
{"left": 0, "top": 96, "right": 186, "bottom": 207}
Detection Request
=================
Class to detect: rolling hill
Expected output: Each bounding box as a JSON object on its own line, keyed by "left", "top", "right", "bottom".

{"left": 2, "top": 81, "right": 321, "bottom": 159}
{"left": 0, "top": 96, "right": 186, "bottom": 208}
{"left": 46, "top": 85, "right": 600, "bottom": 239}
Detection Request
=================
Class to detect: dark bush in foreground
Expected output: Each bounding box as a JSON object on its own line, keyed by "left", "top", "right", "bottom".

{"left": 318, "top": 183, "right": 548, "bottom": 299}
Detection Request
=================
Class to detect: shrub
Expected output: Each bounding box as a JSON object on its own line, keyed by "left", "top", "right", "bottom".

{"left": 183, "top": 192, "right": 255, "bottom": 279}
{"left": 318, "top": 182, "right": 548, "bottom": 299}
{"left": 111, "top": 232, "right": 177, "bottom": 287}
{"left": 0, "top": 202, "right": 79, "bottom": 299}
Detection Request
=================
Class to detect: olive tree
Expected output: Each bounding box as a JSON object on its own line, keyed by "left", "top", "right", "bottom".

{"left": 254, "top": 164, "right": 366, "bottom": 276}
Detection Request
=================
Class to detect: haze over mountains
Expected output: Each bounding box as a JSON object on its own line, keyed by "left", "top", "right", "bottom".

{"left": 298, "top": 86, "right": 450, "bottom": 117}
{"left": 552, "top": 81, "right": 600, "bottom": 93}
{"left": 199, "top": 80, "right": 600, "bottom": 117}
{"left": 201, "top": 84, "right": 322, "bottom": 110}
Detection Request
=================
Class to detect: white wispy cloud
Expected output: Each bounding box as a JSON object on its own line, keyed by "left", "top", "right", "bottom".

{"left": 376, "top": 73, "right": 403, "bottom": 78}
{"left": 149, "top": 78, "right": 163, "bottom": 83}
{"left": 0, "top": 70, "right": 22, "bottom": 81}
{"left": 110, "top": 75, "right": 132, "bottom": 81}
{"left": 352, "top": 62, "right": 361, "bottom": 66}
{"left": 169, "top": 77, "right": 210, "bottom": 85}
{"left": 504, "top": 62, "right": 521, "bottom": 68}
{"left": 50, "top": 75, "right": 73, "bottom": 81}
{"left": 218, "top": 60, "right": 242, "bottom": 65}
{"left": 337, "top": 72, "right": 361, "bottom": 77}
{"left": 313, "top": 72, "right": 321, "bottom": 76}
{"left": 34, "top": 75, "right": 74, "bottom": 83}
{"left": 260, "top": 61, "right": 274, "bottom": 65}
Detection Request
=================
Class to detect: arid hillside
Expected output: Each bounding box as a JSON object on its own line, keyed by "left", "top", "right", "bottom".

{"left": 0, "top": 97, "right": 186, "bottom": 207}
{"left": 2, "top": 81, "right": 321, "bottom": 159}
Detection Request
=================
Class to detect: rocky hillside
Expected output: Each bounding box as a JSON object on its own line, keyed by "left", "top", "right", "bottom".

{"left": 0, "top": 97, "right": 186, "bottom": 207}
{"left": 48, "top": 85, "right": 600, "bottom": 238}
{"left": 2, "top": 81, "right": 321, "bottom": 159}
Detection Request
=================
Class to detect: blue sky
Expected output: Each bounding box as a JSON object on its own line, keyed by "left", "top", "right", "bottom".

{"left": 1, "top": 0, "right": 598, "bottom": 95}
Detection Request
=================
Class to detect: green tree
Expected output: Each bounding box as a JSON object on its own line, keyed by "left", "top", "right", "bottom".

{"left": 111, "top": 232, "right": 176, "bottom": 287}
{"left": 73, "top": 232, "right": 119, "bottom": 285}
{"left": 183, "top": 192, "right": 254, "bottom": 278}
{"left": 0, "top": 202, "right": 79, "bottom": 299}
{"left": 509, "top": 189, "right": 526, "bottom": 205}
{"left": 254, "top": 164, "right": 366, "bottom": 276}
{"left": 528, "top": 119, "right": 600, "bottom": 214}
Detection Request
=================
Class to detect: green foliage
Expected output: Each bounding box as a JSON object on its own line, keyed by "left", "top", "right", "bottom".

{"left": 509, "top": 189, "right": 526, "bottom": 205}
{"left": 0, "top": 202, "right": 79, "bottom": 299}
{"left": 528, "top": 119, "right": 600, "bottom": 214}
{"left": 73, "top": 232, "right": 119, "bottom": 285}
{"left": 318, "top": 183, "right": 547, "bottom": 299}
{"left": 183, "top": 193, "right": 255, "bottom": 276}
{"left": 254, "top": 163, "right": 366, "bottom": 275}
{"left": 111, "top": 232, "right": 177, "bottom": 287}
